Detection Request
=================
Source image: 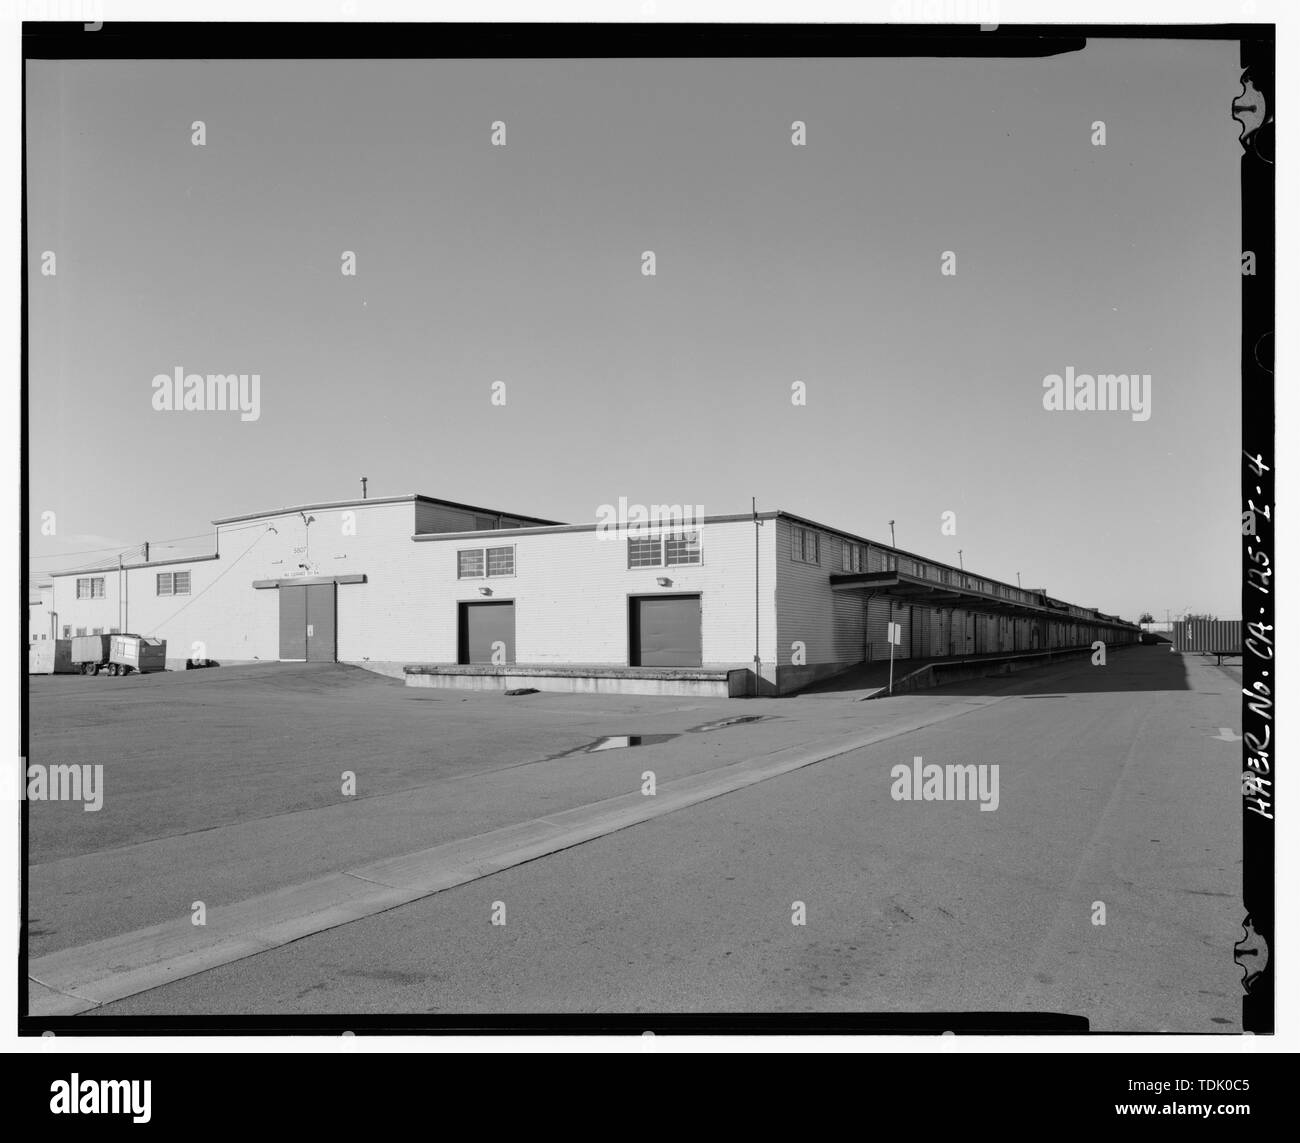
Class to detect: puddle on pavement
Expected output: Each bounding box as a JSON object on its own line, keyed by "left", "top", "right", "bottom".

{"left": 687, "top": 715, "right": 770, "bottom": 733}
{"left": 552, "top": 715, "right": 776, "bottom": 759}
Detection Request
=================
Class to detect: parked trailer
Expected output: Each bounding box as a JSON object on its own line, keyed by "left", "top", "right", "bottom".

{"left": 1173, "top": 619, "right": 1242, "bottom": 663}
{"left": 110, "top": 634, "right": 167, "bottom": 675}
{"left": 70, "top": 634, "right": 167, "bottom": 676}
{"left": 70, "top": 634, "right": 113, "bottom": 675}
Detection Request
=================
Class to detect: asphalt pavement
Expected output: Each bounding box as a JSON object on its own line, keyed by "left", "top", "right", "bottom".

{"left": 29, "top": 648, "right": 1242, "bottom": 1028}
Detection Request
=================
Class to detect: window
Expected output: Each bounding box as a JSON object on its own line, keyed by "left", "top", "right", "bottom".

{"left": 110, "top": 627, "right": 120, "bottom": 634}
{"left": 665, "top": 530, "right": 701, "bottom": 566}
{"left": 62, "top": 625, "right": 71, "bottom": 638}
{"left": 854, "top": 545, "right": 865, "bottom": 573}
{"left": 92, "top": 627, "right": 103, "bottom": 635}
{"left": 841, "top": 541, "right": 851, "bottom": 572}
{"left": 792, "top": 527, "right": 820, "bottom": 564}
{"left": 75, "top": 627, "right": 86, "bottom": 637}
{"left": 627, "top": 531, "right": 702, "bottom": 569}
{"left": 156, "top": 571, "right": 192, "bottom": 596}
{"left": 628, "top": 535, "right": 660, "bottom": 568}
{"left": 457, "top": 549, "right": 486, "bottom": 579}
{"left": 882, "top": 552, "right": 897, "bottom": 572}
{"left": 458, "top": 546, "right": 516, "bottom": 578}
{"left": 75, "top": 577, "right": 105, "bottom": 600}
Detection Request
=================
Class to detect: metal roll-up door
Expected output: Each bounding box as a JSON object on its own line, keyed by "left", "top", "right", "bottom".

{"left": 631, "top": 594, "right": 701, "bottom": 667}
{"left": 459, "top": 601, "right": 516, "bottom": 664}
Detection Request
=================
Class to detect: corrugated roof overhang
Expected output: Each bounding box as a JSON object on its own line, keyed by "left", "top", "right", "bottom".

{"left": 829, "top": 570, "right": 1056, "bottom": 619}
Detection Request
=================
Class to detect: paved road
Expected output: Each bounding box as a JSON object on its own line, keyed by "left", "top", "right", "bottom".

{"left": 86, "top": 647, "right": 1243, "bottom": 1030}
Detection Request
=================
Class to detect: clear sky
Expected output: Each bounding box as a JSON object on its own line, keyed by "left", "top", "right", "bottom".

{"left": 26, "top": 40, "right": 1242, "bottom": 619}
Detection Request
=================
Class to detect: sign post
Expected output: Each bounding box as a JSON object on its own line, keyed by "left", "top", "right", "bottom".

{"left": 887, "top": 621, "right": 901, "bottom": 694}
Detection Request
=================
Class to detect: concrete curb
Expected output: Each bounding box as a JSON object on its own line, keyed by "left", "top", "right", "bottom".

{"left": 28, "top": 693, "right": 1006, "bottom": 1017}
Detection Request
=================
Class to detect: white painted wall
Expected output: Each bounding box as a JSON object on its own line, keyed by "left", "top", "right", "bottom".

{"left": 49, "top": 505, "right": 781, "bottom": 675}
{"left": 392, "top": 518, "right": 778, "bottom": 671}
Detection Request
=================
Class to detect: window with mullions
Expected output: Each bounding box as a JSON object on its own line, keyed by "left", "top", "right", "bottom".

{"left": 792, "top": 527, "right": 820, "bottom": 564}
{"left": 458, "top": 546, "right": 515, "bottom": 578}
{"left": 75, "top": 577, "right": 105, "bottom": 600}
{"left": 628, "top": 531, "right": 702, "bottom": 568}
{"left": 457, "top": 549, "right": 485, "bottom": 578}
{"left": 156, "top": 571, "right": 191, "bottom": 596}
{"left": 486, "top": 546, "right": 515, "bottom": 577}
{"left": 665, "top": 530, "right": 701, "bottom": 566}
{"left": 628, "top": 534, "right": 661, "bottom": 568}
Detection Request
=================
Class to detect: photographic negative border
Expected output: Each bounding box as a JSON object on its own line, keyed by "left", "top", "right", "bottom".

{"left": 18, "top": 18, "right": 1275, "bottom": 1037}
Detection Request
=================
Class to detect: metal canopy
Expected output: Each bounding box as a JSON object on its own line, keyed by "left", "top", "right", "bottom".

{"left": 828, "top": 570, "right": 1058, "bottom": 620}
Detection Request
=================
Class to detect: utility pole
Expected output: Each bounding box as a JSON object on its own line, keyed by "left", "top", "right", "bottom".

{"left": 1016, "top": 571, "right": 1021, "bottom": 589}
{"left": 958, "top": 549, "right": 964, "bottom": 572}
{"left": 361, "top": 476, "right": 368, "bottom": 500}
{"left": 752, "top": 497, "right": 761, "bottom": 698}
{"left": 888, "top": 519, "right": 895, "bottom": 547}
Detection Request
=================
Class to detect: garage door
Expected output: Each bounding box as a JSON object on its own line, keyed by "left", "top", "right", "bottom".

{"left": 631, "top": 594, "right": 701, "bottom": 667}
{"left": 459, "top": 601, "right": 515, "bottom": 664}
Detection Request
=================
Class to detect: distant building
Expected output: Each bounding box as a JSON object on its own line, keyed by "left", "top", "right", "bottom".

{"left": 28, "top": 582, "right": 54, "bottom": 641}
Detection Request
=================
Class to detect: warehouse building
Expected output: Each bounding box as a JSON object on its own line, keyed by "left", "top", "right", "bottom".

{"left": 40, "top": 492, "right": 1138, "bottom": 695}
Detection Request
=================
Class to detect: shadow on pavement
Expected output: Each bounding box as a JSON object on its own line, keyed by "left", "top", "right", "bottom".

{"left": 796, "top": 645, "right": 1192, "bottom": 698}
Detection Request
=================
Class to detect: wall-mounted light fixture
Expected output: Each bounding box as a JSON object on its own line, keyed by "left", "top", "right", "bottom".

{"left": 478, "top": 586, "right": 493, "bottom": 596}
{"left": 656, "top": 576, "right": 672, "bottom": 587}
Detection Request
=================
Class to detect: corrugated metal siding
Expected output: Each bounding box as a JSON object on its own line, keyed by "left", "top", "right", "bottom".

{"left": 1173, "top": 619, "right": 1242, "bottom": 653}
{"left": 414, "top": 502, "right": 479, "bottom": 534}
{"left": 910, "top": 607, "right": 929, "bottom": 657}
{"left": 831, "top": 589, "right": 865, "bottom": 662}
{"left": 775, "top": 517, "right": 848, "bottom": 668}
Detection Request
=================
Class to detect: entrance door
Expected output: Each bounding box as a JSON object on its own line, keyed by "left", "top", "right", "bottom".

{"left": 279, "top": 584, "right": 308, "bottom": 660}
{"left": 279, "top": 582, "right": 337, "bottom": 662}
{"left": 306, "top": 583, "right": 336, "bottom": 662}
{"left": 459, "top": 601, "right": 515, "bottom": 664}
{"left": 630, "top": 594, "right": 702, "bottom": 667}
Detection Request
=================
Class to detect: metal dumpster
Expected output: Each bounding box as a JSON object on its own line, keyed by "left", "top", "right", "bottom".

{"left": 70, "top": 634, "right": 113, "bottom": 674}
{"left": 28, "top": 639, "right": 75, "bottom": 674}
{"left": 109, "top": 634, "right": 167, "bottom": 675}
